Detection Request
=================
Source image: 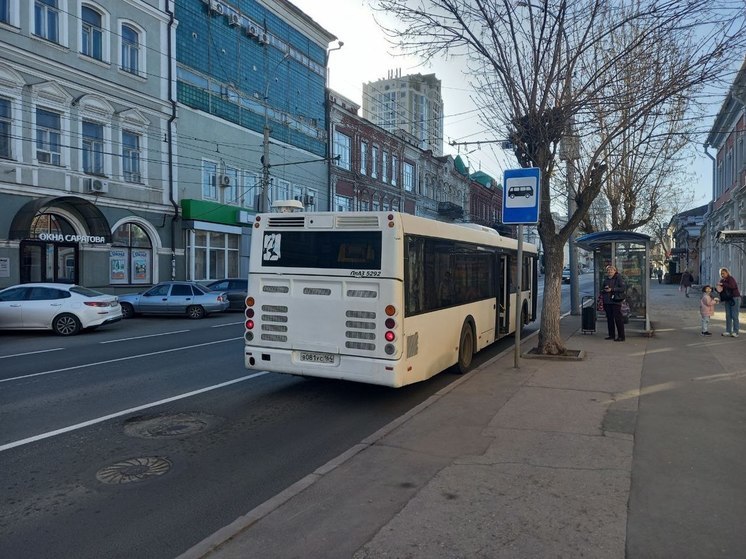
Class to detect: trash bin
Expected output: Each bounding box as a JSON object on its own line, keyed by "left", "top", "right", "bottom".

{"left": 581, "top": 295, "right": 596, "bottom": 334}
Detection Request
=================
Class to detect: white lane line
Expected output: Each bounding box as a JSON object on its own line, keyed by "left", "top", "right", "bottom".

{"left": 0, "top": 371, "right": 269, "bottom": 453}
{"left": 99, "top": 330, "right": 191, "bottom": 344}
{"left": 0, "top": 347, "right": 65, "bottom": 360}
{"left": 0, "top": 337, "right": 243, "bottom": 384}
{"left": 211, "top": 321, "right": 244, "bottom": 328}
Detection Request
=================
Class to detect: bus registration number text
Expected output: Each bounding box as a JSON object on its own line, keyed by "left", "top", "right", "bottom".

{"left": 299, "top": 351, "right": 335, "bottom": 364}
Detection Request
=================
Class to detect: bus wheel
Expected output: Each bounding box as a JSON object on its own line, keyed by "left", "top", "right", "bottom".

{"left": 456, "top": 321, "right": 474, "bottom": 374}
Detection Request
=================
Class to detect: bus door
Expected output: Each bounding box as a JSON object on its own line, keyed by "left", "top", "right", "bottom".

{"left": 496, "top": 254, "right": 510, "bottom": 335}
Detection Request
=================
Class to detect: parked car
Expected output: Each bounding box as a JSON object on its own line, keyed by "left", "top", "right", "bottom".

{"left": 118, "top": 281, "right": 229, "bottom": 319}
{"left": 202, "top": 278, "right": 247, "bottom": 311}
{"left": 0, "top": 283, "right": 122, "bottom": 336}
{"left": 562, "top": 267, "right": 571, "bottom": 284}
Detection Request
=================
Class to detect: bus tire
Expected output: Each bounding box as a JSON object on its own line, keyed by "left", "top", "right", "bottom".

{"left": 455, "top": 321, "right": 474, "bottom": 374}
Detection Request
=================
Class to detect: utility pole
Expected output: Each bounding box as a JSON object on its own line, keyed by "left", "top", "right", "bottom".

{"left": 260, "top": 52, "right": 290, "bottom": 213}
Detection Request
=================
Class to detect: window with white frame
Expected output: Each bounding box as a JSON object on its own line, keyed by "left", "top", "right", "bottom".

{"left": 82, "top": 120, "right": 105, "bottom": 175}
{"left": 36, "top": 107, "right": 62, "bottom": 165}
{"left": 121, "top": 23, "right": 141, "bottom": 75}
{"left": 403, "top": 161, "right": 414, "bottom": 192}
{"left": 272, "top": 178, "right": 290, "bottom": 205}
{"left": 391, "top": 155, "right": 398, "bottom": 186}
{"left": 382, "top": 151, "right": 388, "bottom": 183}
{"left": 81, "top": 6, "right": 103, "bottom": 60}
{"left": 0, "top": 98, "right": 10, "bottom": 159}
{"left": 360, "top": 141, "right": 367, "bottom": 175}
{"left": 371, "top": 146, "right": 378, "bottom": 179}
{"left": 110, "top": 222, "right": 152, "bottom": 285}
{"left": 34, "top": 0, "right": 59, "bottom": 43}
{"left": 243, "top": 171, "right": 259, "bottom": 208}
{"left": 190, "top": 230, "right": 239, "bottom": 281}
{"left": 122, "top": 130, "right": 141, "bottom": 182}
{"left": 1, "top": 0, "right": 9, "bottom": 23}
{"left": 333, "top": 129, "right": 351, "bottom": 170}
{"left": 202, "top": 160, "right": 218, "bottom": 200}
{"left": 222, "top": 166, "right": 239, "bottom": 204}
{"left": 335, "top": 195, "right": 352, "bottom": 212}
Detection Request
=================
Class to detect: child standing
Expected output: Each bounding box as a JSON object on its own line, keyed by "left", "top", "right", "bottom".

{"left": 700, "top": 285, "right": 719, "bottom": 336}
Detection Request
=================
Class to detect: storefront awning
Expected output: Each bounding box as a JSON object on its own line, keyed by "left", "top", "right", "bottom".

{"left": 8, "top": 196, "right": 112, "bottom": 243}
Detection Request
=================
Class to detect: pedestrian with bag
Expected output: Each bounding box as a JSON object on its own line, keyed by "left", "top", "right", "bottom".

{"left": 602, "top": 265, "right": 627, "bottom": 341}
{"left": 715, "top": 267, "right": 741, "bottom": 337}
{"left": 680, "top": 270, "right": 694, "bottom": 297}
{"left": 699, "top": 285, "right": 719, "bottom": 336}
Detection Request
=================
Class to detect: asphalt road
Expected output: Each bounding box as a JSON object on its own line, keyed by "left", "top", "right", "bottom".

{"left": 0, "top": 275, "right": 592, "bottom": 558}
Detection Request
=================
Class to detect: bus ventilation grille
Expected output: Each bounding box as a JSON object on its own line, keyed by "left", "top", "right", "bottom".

{"left": 345, "top": 309, "right": 376, "bottom": 351}
{"left": 303, "top": 288, "right": 331, "bottom": 296}
{"left": 347, "top": 289, "right": 377, "bottom": 298}
{"left": 407, "top": 333, "right": 419, "bottom": 358}
{"left": 335, "top": 216, "right": 380, "bottom": 228}
{"left": 261, "top": 305, "right": 289, "bottom": 342}
{"left": 263, "top": 285, "right": 289, "bottom": 293}
{"left": 345, "top": 341, "right": 376, "bottom": 351}
{"left": 267, "top": 216, "right": 305, "bottom": 228}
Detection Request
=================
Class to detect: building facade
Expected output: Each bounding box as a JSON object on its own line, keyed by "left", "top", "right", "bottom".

{"left": 362, "top": 70, "right": 444, "bottom": 156}
{"left": 0, "top": 0, "right": 175, "bottom": 290}
{"left": 703, "top": 57, "right": 746, "bottom": 291}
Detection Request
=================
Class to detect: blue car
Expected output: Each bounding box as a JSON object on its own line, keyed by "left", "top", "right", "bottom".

{"left": 119, "top": 281, "right": 229, "bottom": 319}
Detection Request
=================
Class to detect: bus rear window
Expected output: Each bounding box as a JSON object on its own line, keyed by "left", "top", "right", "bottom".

{"left": 261, "top": 231, "right": 382, "bottom": 270}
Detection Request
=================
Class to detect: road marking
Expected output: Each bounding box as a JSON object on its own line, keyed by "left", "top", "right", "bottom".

{"left": 0, "top": 371, "right": 269, "bottom": 453}
{"left": 0, "top": 337, "right": 243, "bottom": 384}
{"left": 211, "top": 321, "right": 244, "bottom": 328}
{"left": 0, "top": 347, "right": 65, "bottom": 360}
{"left": 99, "top": 329, "right": 190, "bottom": 344}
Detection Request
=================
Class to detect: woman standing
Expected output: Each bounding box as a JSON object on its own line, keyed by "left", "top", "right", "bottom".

{"left": 716, "top": 267, "right": 741, "bottom": 337}
{"left": 602, "top": 265, "right": 627, "bottom": 341}
{"left": 680, "top": 270, "right": 694, "bottom": 297}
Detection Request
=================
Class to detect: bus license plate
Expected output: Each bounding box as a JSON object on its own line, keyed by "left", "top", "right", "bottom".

{"left": 299, "top": 351, "right": 335, "bottom": 364}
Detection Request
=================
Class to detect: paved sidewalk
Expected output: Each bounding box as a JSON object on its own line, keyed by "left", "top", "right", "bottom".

{"left": 179, "top": 283, "right": 746, "bottom": 559}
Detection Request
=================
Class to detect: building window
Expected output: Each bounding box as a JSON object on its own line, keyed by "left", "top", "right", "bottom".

{"left": 272, "top": 179, "right": 290, "bottom": 204}
{"left": 403, "top": 162, "right": 414, "bottom": 192}
{"left": 190, "top": 230, "right": 239, "bottom": 281}
{"left": 391, "top": 155, "right": 398, "bottom": 186}
{"left": 382, "top": 151, "right": 389, "bottom": 183}
{"left": 82, "top": 120, "right": 105, "bottom": 175}
{"left": 360, "top": 141, "right": 367, "bottom": 175}
{"left": 243, "top": 172, "right": 259, "bottom": 208}
{"left": 222, "top": 166, "right": 239, "bottom": 204}
{"left": 36, "top": 107, "right": 62, "bottom": 165}
{"left": 121, "top": 24, "right": 140, "bottom": 75}
{"left": 1, "top": 0, "right": 9, "bottom": 24}
{"left": 122, "top": 130, "right": 141, "bottom": 182}
{"left": 81, "top": 6, "right": 103, "bottom": 60}
{"left": 110, "top": 222, "right": 152, "bottom": 285}
{"left": 34, "top": 0, "right": 59, "bottom": 43}
{"left": 371, "top": 146, "right": 379, "bottom": 179}
{"left": 0, "top": 98, "right": 10, "bottom": 159}
{"left": 335, "top": 195, "right": 352, "bottom": 212}
{"left": 202, "top": 160, "right": 217, "bottom": 200}
{"left": 333, "top": 130, "right": 351, "bottom": 170}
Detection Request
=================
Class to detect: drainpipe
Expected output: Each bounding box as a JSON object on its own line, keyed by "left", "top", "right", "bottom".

{"left": 166, "top": 1, "right": 179, "bottom": 280}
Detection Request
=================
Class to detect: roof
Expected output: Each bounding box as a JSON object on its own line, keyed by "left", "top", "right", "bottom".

{"left": 575, "top": 231, "right": 651, "bottom": 251}
{"left": 469, "top": 170, "right": 495, "bottom": 188}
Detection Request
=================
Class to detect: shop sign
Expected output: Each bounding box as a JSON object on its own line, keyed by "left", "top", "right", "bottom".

{"left": 38, "top": 233, "right": 107, "bottom": 243}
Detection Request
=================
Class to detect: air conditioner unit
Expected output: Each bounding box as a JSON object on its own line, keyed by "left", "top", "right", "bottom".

{"left": 219, "top": 174, "right": 231, "bottom": 187}
{"left": 259, "top": 33, "right": 268, "bottom": 45}
{"left": 246, "top": 25, "right": 258, "bottom": 38}
{"left": 303, "top": 194, "right": 315, "bottom": 206}
{"left": 86, "top": 178, "right": 109, "bottom": 194}
{"left": 206, "top": 0, "right": 223, "bottom": 14}
{"left": 229, "top": 13, "right": 241, "bottom": 26}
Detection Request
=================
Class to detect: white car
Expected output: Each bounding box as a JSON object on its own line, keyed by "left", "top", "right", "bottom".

{"left": 0, "top": 283, "right": 122, "bottom": 336}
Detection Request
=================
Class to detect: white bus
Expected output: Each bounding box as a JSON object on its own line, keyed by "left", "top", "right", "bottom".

{"left": 244, "top": 210, "right": 537, "bottom": 387}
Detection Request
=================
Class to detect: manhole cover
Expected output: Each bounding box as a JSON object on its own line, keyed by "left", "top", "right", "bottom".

{"left": 96, "top": 457, "right": 172, "bottom": 484}
{"left": 123, "top": 412, "right": 218, "bottom": 439}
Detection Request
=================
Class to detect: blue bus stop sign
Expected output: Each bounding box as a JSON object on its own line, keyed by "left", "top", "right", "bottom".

{"left": 502, "top": 167, "right": 541, "bottom": 225}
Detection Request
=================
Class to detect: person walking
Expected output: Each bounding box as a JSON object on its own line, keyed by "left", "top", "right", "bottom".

{"left": 699, "top": 285, "right": 719, "bottom": 336}
{"left": 715, "top": 267, "right": 741, "bottom": 337}
{"left": 656, "top": 268, "right": 663, "bottom": 284}
{"left": 680, "top": 270, "right": 694, "bottom": 297}
{"left": 602, "top": 265, "right": 627, "bottom": 342}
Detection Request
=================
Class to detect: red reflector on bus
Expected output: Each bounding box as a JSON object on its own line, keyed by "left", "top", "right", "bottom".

{"left": 246, "top": 319, "right": 255, "bottom": 330}
{"left": 385, "top": 318, "right": 395, "bottom": 329}
{"left": 246, "top": 308, "right": 255, "bottom": 318}
{"left": 385, "top": 331, "right": 395, "bottom": 342}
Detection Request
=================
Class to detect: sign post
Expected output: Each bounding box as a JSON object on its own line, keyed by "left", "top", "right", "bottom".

{"left": 502, "top": 167, "right": 541, "bottom": 368}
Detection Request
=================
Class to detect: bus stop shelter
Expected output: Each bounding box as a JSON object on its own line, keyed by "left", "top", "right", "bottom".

{"left": 575, "top": 231, "right": 652, "bottom": 333}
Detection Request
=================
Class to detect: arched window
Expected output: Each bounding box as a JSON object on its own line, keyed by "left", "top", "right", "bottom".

{"left": 121, "top": 24, "right": 140, "bottom": 75}
{"left": 110, "top": 222, "right": 152, "bottom": 284}
{"left": 81, "top": 6, "right": 103, "bottom": 60}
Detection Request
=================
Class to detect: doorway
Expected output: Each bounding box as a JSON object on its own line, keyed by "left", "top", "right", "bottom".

{"left": 20, "top": 240, "right": 79, "bottom": 284}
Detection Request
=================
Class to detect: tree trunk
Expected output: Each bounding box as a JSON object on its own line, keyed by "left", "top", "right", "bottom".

{"left": 537, "top": 237, "right": 566, "bottom": 355}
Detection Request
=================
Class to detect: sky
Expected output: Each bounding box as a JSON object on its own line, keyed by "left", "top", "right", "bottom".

{"left": 289, "top": 0, "right": 717, "bottom": 208}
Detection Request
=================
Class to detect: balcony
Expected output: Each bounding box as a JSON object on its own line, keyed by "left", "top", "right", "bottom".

{"left": 437, "top": 201, "right": 463, "bottom": 219}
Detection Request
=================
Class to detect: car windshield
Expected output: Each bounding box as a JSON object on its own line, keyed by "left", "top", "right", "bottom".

{"left": 70, "top": 286, "right": 107, "bottom": 297}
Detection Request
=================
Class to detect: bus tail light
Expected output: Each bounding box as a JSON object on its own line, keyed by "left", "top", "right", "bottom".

{"left": 246, "top": 308, "right": 255, "bottom": 318}
{"left": 385, "top": 318, "right": 396, "bottom": 329}
{"left": 385, "top": 331, "right": 395, "bottom": 342}
{"left": 246, "top": 296, "right": 255, "bottom": 307}
{"left": 246, "top": 319, "right": 255, "bottom": 330}
{"left": 385, "top": 305, "right": 396, "bottom": 316}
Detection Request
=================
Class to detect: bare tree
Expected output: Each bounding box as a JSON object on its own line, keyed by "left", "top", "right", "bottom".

{"left": 371, "top": 0, "right": 746, "bottom": 354}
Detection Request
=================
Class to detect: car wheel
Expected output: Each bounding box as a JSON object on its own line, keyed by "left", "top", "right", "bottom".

{"left": 454, "top": 320, "right": 474, "bottom": 374}
{"left": 53, "top": 313, "right": 81, "bottom": 336}
{"left": 187, "top": 305, "right": 205, "bottom": 319}
{"left": 121, "top": 303, "right": 135, "bottom": 319}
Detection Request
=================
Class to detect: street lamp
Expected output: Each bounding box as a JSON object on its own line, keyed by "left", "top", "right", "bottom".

{"left": 260, "top": 52, "right": 291, "bottom": 213}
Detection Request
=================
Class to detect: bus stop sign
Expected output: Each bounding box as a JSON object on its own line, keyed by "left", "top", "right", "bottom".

{"left": 502, "top": 167, "right": 540, "bottom": 225}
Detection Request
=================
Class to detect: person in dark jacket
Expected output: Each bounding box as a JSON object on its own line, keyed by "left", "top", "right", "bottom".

{"left": 716, "top": 267, "right": 741, "bottom": 337}
{"left": 602, "top": 265, "right": 627, "bottom": 341}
